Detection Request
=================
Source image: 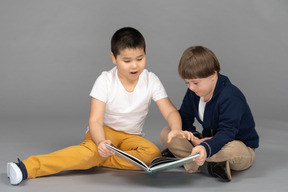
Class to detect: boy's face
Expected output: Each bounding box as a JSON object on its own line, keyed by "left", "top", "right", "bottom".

{"left": 111, "top": 48, "right": 146, "bottom": 83}
{"left": 184, "top": 72, "right": 217, "bottom": 102}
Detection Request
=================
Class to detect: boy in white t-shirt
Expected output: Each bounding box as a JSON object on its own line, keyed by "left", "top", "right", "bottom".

{"left": 7, "top": 27, "right": 193, "bottom": 185}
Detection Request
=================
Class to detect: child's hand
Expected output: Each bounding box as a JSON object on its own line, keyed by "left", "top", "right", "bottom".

{"left": 97, "top": 140, "right": 115, "bottom": 157}
{"left": 167, "top": 130, "right": 194, "bottom": 143}
{"left": 191, "top": 145, "right": 207, "bottom": 166}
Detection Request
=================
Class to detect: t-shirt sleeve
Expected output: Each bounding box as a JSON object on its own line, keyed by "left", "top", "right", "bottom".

{"left": 89, "top": 72, "right": 109, "bottom": 103}
{"left": 151, "top": 73, "right": 168, "bottom": 102}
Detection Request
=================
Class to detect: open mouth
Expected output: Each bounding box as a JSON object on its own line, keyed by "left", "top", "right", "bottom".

{"left": 130, "top": 71, "right": 138, "bottom": 75}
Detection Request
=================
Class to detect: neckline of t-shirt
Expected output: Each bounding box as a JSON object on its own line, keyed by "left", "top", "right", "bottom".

{"left": 116, "top": 69, "right": 141, "bottom": 94}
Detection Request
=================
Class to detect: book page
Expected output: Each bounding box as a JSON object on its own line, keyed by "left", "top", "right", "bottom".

{"left": 149, "top": 156, "right": 180, "bottom": 168}
{"left": 149, "top": 154, "right": 200, "bottom": 173}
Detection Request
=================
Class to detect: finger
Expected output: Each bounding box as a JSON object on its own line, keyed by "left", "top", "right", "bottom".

{"left": 103, "top": 149, "right": 113, "bottom": 157}
{"left": 186, "top": 132, "right": 191, "bottom": 141}
{"left": 190, "top": 133, "right": 194, "bottom": 141}
{"left": 168, "top": 132, "right": 176, "bottom": 143}
{"left": 167, "top": 135, "right": 172, "bottom": 143}
{"left": 183, "top": 131, "right": 192, "bottom": 141}
{"left": 185, "top": 133, "right": 190, "bottom": 141}
{"left": 183, "top": 132, "right": 188, "bottom": 139}
{"left": 185, "top": 132, "right": 191, "bottom": 141}
{"left": 178, "top": 132, "right": 185, "bottom": 139}
{"left": 109, "top": 150, "right": 115, "bottom": 155}
{"left": 182, "top": 132, "right": 186, "bottom": 138}
{"left": 189, "top": 132, "right": 193, "bottom": 140}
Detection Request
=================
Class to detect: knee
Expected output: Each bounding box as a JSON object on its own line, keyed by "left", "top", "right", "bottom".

{"left": 78, "top": 142, "right": 98, "bottom": 164}
{"left": 230, "top": 156, "right": 254, "bottom": 171}
{"left": 139, "top": 144, "right": 161, "bottom": 165}
{"left": 226, "top": 141, "right": 250, "bottom": 157}
{"left": 149, "top": 145, "right": 161, "bottom": 159}
{"left": 224, "top": 141, "right": 255, "bottom": 171}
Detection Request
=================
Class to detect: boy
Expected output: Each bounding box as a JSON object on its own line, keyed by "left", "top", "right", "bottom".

{"left": 160, "top": 46, "right": 259, "bottom": 182}
{"left": 7, "top": 27, "right": 193, "bottom": 185}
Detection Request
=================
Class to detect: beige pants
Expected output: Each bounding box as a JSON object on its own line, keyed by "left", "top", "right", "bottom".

{"left": 160, "top": 126, "right": 255, "bottom": 173}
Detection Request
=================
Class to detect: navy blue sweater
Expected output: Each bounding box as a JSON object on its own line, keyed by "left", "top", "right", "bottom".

{"left": 179, "top": 74, "right": 259, "bottom": 157}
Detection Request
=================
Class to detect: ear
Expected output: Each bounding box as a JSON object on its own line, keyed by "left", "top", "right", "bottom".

{"left": 211, "top": 71, "right": 218, "bottom": 81}
{"left": 110, "top": 52, "right": 117, "bottom": 65}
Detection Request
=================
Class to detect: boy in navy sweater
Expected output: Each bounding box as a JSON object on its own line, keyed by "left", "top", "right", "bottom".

{"left": 160, "top": 46, "right": 259, "bottom": 182}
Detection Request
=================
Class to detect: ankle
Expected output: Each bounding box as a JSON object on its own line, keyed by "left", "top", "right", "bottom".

{"left": 198, "top": 161, "right": 209, "bottom": 174}
{"left": 199, "top": 161, "right": 231, "bottom": 182}
{"left": 207, "top": 161, "right": 231, "bottom": 182}
{"left": 16, "top": 158, "right": 28, "bottom": 180}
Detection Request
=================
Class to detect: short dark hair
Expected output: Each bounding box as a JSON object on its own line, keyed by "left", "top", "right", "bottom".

{"left": 178, "top": 46, "right": 220, "bottom": 79}
{"left": 111, "top": 27, "right": 146, "bottom": 57}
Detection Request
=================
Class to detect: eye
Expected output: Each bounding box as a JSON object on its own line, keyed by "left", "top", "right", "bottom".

{"left": 137, "top": 58, "right": 143, "bottom": 61}
{"left": 123, "top": 60, "right": 131, "bottom": 63}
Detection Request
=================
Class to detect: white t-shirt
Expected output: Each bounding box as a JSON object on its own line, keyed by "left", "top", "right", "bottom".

{"left": 198, "top": 97, "right": 207, "bottom": 122}
{"left": 198, "top": 96, "right": 213, "bottom": 122}
{"left": 90, "top": 67, "right": 168, "bottom": 135}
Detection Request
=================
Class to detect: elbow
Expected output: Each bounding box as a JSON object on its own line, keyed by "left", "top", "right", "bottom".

{"left": 88, "top": 117, "right": 94, "bottom": 128}
{"left": 88, "top": 117, "right": 103, "bottom": 130}
{"left": 166, "top": 109, "right": 180, "bottom": 120}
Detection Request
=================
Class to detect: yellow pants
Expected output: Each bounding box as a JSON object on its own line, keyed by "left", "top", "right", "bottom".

{"left": 23, "top": 126, "right": 161, "bottom": 179}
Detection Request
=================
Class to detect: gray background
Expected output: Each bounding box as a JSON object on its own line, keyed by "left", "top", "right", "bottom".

{"left": 1, "top": 0, "right": 287, "bottom": 121}
{"left": 0, "top": 0, "right": 287, "bottom": 191}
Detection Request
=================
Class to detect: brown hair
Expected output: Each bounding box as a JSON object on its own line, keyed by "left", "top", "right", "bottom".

{"left": 178, "top": 46, "right": 220, "bottom": 79}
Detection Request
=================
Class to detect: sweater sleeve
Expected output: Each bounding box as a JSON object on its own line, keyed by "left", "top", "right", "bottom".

{"left": 200, "top": 96, "right": 243, "bottom": 157}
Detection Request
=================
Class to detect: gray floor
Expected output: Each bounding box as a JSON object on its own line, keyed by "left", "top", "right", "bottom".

{"left": 1, "top": 117, "right": 287, "bottom": 192}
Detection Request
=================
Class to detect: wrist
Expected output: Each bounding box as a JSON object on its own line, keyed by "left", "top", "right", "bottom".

{"left": 170, "top": 126, "right": 182, "bottom": 132}
{"left": 96, "top": 139, "right": 105, "bottom": 146}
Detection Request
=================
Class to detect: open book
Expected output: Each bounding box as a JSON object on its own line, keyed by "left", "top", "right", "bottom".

{"left": 105, "top": 144, "right": 200, "bottom": 174}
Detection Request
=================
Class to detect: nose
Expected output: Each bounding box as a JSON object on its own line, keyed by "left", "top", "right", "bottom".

{"left": 131, "top": 60, "right": 137, "bottom": 68}
{"left": 188, "top": 83, "right": 196, "bottom": 91}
